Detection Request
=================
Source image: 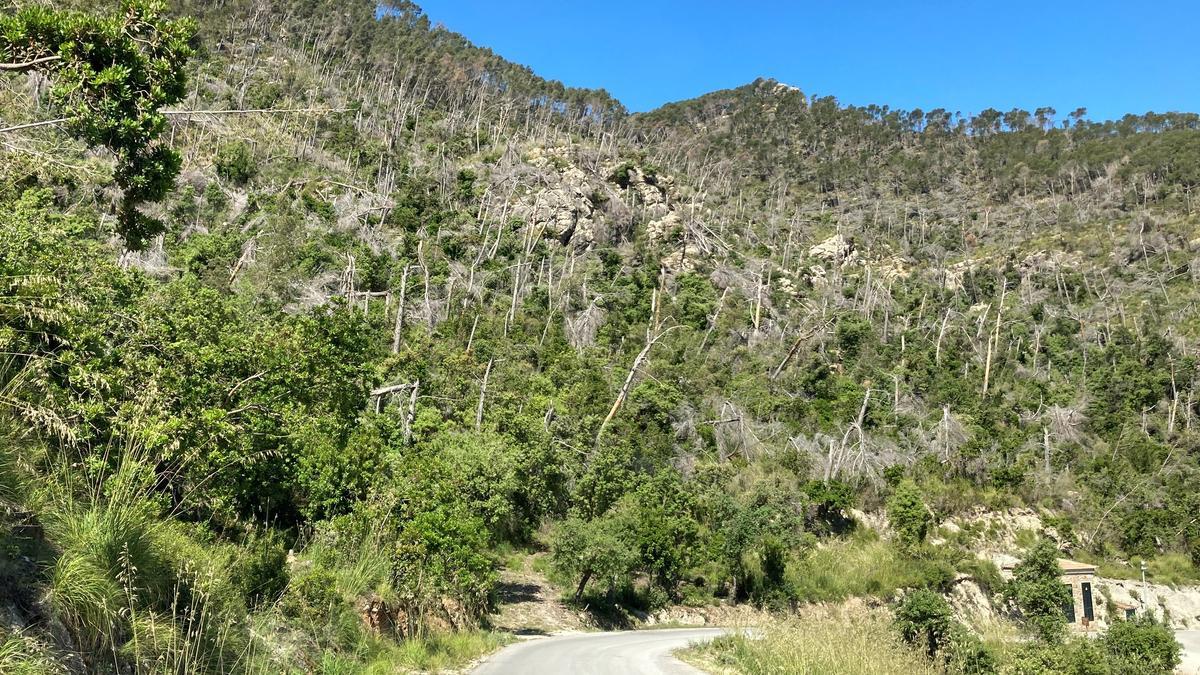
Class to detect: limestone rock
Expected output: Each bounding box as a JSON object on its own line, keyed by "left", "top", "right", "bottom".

{"left": 808, "top": 234, "right": 855, "bottom": 265}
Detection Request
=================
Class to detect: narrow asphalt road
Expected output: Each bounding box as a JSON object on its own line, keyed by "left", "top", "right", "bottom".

{"left": 1179, "top": 631, "right": 1200, "bottom": 675}
{"left": 472, "top": 628, "right": 726, "bottom": 675}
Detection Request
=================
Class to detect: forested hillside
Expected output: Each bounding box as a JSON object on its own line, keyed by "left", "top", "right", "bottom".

{"left": 1, "top": 1, "right": 1198, "bottom": 672}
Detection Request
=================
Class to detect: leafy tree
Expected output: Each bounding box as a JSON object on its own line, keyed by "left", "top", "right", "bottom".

{"left": 887, "top": 479, "right": 932, "bottom": 549}
{"left": 623, "top": 471, "right": 699, "bottom": 599}
{"left": 1, "top": 0, "right": 196, "bottom": 248}
{"left": 1007, "top": 538, "right": 1071, "bottom": 643}
{"left": 550, "top": 515, "right": 638, "bottom": 603}
{"left": 802, "top": 479, "right": 856, "bottom": 535}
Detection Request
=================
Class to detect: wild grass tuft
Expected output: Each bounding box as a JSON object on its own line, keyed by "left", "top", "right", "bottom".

{"left": 787, "top": 532, "right": 951, "bottom": 602}
{"left": 0, "top": 630, "right": 68, "bottom": 674}
{"left": 682, "top": 608, "right": 937, "bottom": 675}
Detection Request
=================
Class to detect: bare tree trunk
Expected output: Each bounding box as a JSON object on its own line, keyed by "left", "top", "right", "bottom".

{"left": 392, "top": 266, "right": 409, "bottom": 353}
{"left": 596, "top": 326, "right": 682, "bottom": 444}
{"left": 404, "top": 380, "right": 420, "bottom": 443}
{"left": 935, "top": 308, "right": 951, "bottom": 367}
{"left": 770, "top": 321, "right": 827, "bottom": 380}
{"left": 1043, "top": 425, "right": 1052, "bottom": 474}
{"left": 982, "top": 285, "right": 1007, "bottom": 396}
{"left": 475, "top": 359, "right": 493, "bottom": 431}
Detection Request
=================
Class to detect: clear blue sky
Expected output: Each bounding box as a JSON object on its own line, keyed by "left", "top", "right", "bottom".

{"left": 411, "top": 0, "right": 1199, "bottom": 120}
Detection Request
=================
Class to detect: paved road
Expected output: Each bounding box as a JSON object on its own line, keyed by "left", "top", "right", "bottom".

{"left": 1180, "top": 631, "right": 1200, "bottom": 675}
{"left": 472, "top": 628, "right": 726, "bottom": 675}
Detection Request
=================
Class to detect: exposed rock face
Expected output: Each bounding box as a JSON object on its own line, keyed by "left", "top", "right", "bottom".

{"left": 519, "top": 185, "right": 598, "bottom": 245}
{"left": 495, "top": 147, "right": 701, "bottom": 271}
{"left": 808, "top": 234, "right": 855, "bottom": 265}
{"left": 1100, "top": 579, "right": 1200, "bottom": 630}
{"left": 947, "top": 577, "right": 1004, "bottom": 627}
{"left": 511, "top": 146, "right": 606, "bottom": 247}
{"left": 947, "top": 507, "right": 1062, "bottom": 558}
{"left": 660, "top": 241, "right": 702, "bottom": 273}
{"left": 620, "top": 166, "right": 693, "bottom": 272}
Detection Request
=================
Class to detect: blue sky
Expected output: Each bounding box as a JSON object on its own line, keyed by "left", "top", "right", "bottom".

{"left": 410, "top": 0, "right": 1199, "bottom": 120}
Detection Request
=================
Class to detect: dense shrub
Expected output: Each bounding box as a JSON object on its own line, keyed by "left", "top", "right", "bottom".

{"left": 888, "top": 480, "right": 933, "bottom": 549}
{"left": 1007, "top": 538, "right": 1072, "bottom": 643}
{"left": 214, "top": 142, "right": 257, "bottom": 185}
{"left": 1102, "top": 616, "right": 1181, "bottom": 673}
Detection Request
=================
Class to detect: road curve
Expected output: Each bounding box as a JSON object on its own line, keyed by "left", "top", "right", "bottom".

{"left": 472, "top": 628, "right": 726, "bottom": 675}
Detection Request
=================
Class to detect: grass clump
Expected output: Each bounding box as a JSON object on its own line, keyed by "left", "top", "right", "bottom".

{"left": 682, "top": 608, "right": 936, "bottom": 675}
{"left": 787, "top": 532, "right": 954, "bottom": 602}
{"left": 0, "top": 630, "right": 67, "bottom": 675}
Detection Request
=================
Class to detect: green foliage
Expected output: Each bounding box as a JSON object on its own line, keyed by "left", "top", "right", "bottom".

{"left": 1102, "top": 616, "right": 1181, "bottom": 674}
{"left": 802, "top": 479, "right": 856, "bottom": 535}
{"left": 887, "top": 480, "right": 933, "bottom": 549}
{"left": 214, "top": 142, "right": 257, "bottom": 185}
{"left": 5, "top": 0, "right": 1200, "bottom": 671}
{"left": 1007, "top": 538, "right": 1072, "bottom": 643}
{"left": 1, "top": 0, "right": 196, "bottom": 247}
{"left": 550, "top": 515, "right": 637, "bottom": 602}
{"left": 391, "top": 500, "right": 496, "bottom": 629}
{"left": 786, "top": 534, "right": 952, "bottom": 602}
{"left": 283, "top": 567, "right": 341, "bottom": 624}
{"left": 551, "top": 470, "right": 699, "bottom": 605}
{"left": 894, "top": 590, "right": 997, "bottom": 673}
{"left": 894, "top": 589, "right": 953, "bottom": 658}
{"left": 0, "top": 631, "right": 66, "bottom": 675}
{"left": 835, "top": 315, "right": 874, "bottom": 360}
{"left": 238, "top": 531, "right": 289, "bottom": 608}
{"left": 684, "top": 608, "right": 940, "bottom": 674}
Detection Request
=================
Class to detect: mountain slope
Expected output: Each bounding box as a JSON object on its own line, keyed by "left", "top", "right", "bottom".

{"left": 1, "top": 1, "right": 1199, "bottom": 672}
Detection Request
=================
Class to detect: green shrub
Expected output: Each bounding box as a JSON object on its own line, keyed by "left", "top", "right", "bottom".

{"left": 1102, "top": 616, "right": 1181, "bottom": 674}
{"left": 888, "top": 480, "right": 933, "bottom": 549}
{"left": 1007, "top": 538, "right": 1071, "bottom": 643}
{"left": 958, "top": 557, "right": 1005, "bottom": 595}
{"left": 238, "top": 531, "right": 289, "bottom": 608}
{"left": 283, "top": 568, "right": 342, "bottom": 624}
{"left": 947, "top": 626, "right": 997, "bottom": 675}
{"left": 214, "top": 142, "right": 257, "bottom": 185}
{"left": 894, "top": 589, "right": 953, "bottom": 658}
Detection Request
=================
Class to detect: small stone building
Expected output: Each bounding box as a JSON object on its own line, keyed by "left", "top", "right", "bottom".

{"left": 1002, "top": 558, "right": 1099, "bottom": 630}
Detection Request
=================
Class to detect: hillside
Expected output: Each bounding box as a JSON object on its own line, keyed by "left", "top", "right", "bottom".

{"left": 1, "top": 0, "right": 1198, "bottom": 672}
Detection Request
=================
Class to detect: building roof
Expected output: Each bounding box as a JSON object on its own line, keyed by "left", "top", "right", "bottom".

{"left": 1057, "top": 559, "right": 1096, "bottom": 573}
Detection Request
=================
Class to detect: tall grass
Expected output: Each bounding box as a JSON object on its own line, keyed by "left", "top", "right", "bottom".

{"left": 787, "top": 532, "right": 951, "bottom": 602}
{"left": 370, "top": 630, "right": 512, "bottom": 673}
{"left": 32, "top": 446, "right": 260, "bottom": 673}
{"left": 0, "top": 630, "right": 67, "bottom": 674}
{"left": 682, "top": 609, "right": 937, "bottom": 675}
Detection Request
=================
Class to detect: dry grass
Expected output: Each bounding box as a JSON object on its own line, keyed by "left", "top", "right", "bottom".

{"left": 680, "top": 605, "right": 936, "bottom": 675}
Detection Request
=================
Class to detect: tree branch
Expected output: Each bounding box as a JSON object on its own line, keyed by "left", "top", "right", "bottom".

{"left": 0, "top": 118, "right": 69, "bottom": 134}
{"left": 0, "top": 55, "right": 61, "bottom": 71}
{"left": 1, "top": 108, "right": 350, "bottom": 134}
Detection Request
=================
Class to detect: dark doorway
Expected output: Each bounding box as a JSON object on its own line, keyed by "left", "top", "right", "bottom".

{"left": 1081, "top": 582, "right": 1094, "bottom": 622}
{"left": 1062, "top": 584, "right": 1076, "bottom": 623}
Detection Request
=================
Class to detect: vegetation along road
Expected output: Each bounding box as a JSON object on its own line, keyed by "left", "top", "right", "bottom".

{"left": 472, "top": 629, "right": 726, "bottom": 675}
